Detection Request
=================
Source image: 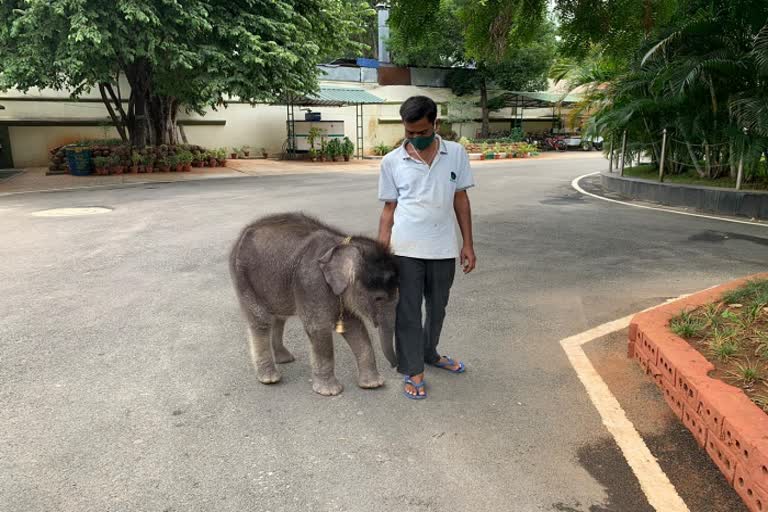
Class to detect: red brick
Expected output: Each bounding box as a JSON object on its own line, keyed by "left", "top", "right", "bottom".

{"left": 682, "top": 407, "right": 709, "bottom": 448}
{"left": 696, "top": 387, "right": 726, "bottom": 438}
{"left": 735, "top": 465, "right": 768, "bottom": 512}
{"left": 723, "top": 417, "right": 758, "bottom": 468}
{"left": 661, "top": 379, "right": 685, "bottom": 419}
{"left": 656, "top": 349, "right": 677, "bottom": 388}
{"left": 636, "top": 329, "right": 659, "bottom": 367}
{"left": 676, "top": 372, "right": 701, "bottom": 411}
{"left": 705, "top": 433, "right": 738, "bottom": 484}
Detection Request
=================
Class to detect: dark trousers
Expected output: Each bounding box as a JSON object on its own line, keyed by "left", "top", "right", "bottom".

{"left": 395, "top": 256, "right": 456, "bottom": 376}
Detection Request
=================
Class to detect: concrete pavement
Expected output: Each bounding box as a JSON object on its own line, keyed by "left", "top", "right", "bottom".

{"left": 1, "top": 153, "right": 765, "bottom": 511}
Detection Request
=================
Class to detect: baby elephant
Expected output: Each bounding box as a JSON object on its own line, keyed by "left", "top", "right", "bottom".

{"left": 229, "top": 213, "right": 399, "bottom": 396}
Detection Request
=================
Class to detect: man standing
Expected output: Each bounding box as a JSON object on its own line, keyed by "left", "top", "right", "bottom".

{"left": 377, "top": 95, "right": 476, "bottom": 400}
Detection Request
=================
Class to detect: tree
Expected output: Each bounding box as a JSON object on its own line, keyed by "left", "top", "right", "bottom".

{"left": 574, "top": 0, "right": 768, "bottom": 181}
{"left": 0, "top": 0, "right": 373, "bottom": 147}
{"left": 388, "top": 0, "right": 554, "bottom": 137}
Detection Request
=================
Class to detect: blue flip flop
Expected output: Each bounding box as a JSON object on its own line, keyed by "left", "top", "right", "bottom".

{"left": 403, "top": 376, "right": 427, "bottom": 400}
{"left": 431, "top": 356, "right": 466, "bottom": 374}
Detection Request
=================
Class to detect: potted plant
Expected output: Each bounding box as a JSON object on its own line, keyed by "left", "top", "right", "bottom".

{"left": 326, "top": 138, "right": 342, "bottom": 162}
{"left": 206, "top": 150, "right": 218, "bottom": 167}
{"left": 308, "top": 148, "right": 318, "bottom": 162}
{"left": 230, "top": 147, "right": 239, "bottom": 159}
{"left": 216, "top": 148, "right": 227, "bottom": 166}
{"left": 171, "top": 154, "right": 183, "bottom": 172}
{"left": 179, "top": 150, "right": 193, "bottom": 172}
{"left": 241, "top": 145, "right": 251, "bottom": 157}
{"left": 130, "top": 150, "right": 142, "bottom": 173}
{"left": 307, "top": 127, "right": 323, "bottom": 155}
{"left": 156, "top": 155, "right": 170, "bottom": 172}
{"left": 110, "top": 154, "right": 124, "bottom": 175}
{"left": 341, "top": 137, "right": 354, "bottom": 161}
{"left": 261, "top": 147, "right": 268, "bottom": 159}
{"left": 494, "top": 142, "right": 504, "bottom": 159}
{"left": 93, "top": 156, "right": 110, "bottom": 175}
{"left": 191, "top": 151, "right": 202, "bottom": 167}
{"left": 319, "top": 135, "right": 328, "bottom": 162}
{"left": 484, "top": 150, "right": 495, "bottom": 160}
{"left": 143, "top": 154, "right": 155, "bottom": 173}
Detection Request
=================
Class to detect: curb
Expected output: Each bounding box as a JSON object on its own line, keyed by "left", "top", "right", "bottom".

{"left": 629, "top": 273, "right": 768, "bottom": 512}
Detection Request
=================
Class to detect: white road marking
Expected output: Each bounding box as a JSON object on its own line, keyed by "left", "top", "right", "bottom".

{"left": 560, "top": 298, "right": 690, "bottom": 512}
{"left": 572, "top": 171, "right": 768, "bottom": 228}
{"left": 31, "top": 206, "right": 112, "bottom": 217}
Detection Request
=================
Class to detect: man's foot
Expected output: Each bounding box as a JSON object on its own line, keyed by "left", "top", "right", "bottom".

{"left": 431, "top": 356, "right": 465, "bottom": 373}
{"left": 403, "top": 373, "right": 426, "bottom": 399}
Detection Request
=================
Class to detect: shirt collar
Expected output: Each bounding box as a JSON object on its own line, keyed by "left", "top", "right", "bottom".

{"left": 399, "top": 135, "right": 448, "bottom": 160}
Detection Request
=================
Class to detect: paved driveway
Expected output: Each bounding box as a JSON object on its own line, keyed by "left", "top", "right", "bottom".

{"left": 1, "top": 154, "right": 765, "bottom": 511}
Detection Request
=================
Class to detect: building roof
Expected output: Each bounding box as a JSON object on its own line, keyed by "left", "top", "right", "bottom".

{"left": 287, "top": 86, "right": 385, "bottom": 107}
{"left": 498, "top": 91, "right": 583, "bottom": 108}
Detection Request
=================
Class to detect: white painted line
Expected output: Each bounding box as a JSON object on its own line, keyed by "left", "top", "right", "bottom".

{"left": 572, "top": 172, "right": 768, "bottom": 228}
{"left": 560, "top": 298, "right": 690, "bottom": 512}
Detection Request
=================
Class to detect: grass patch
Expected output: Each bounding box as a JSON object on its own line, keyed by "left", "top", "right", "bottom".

{"left": 670, "top": 279, "right": 768, "bottom": 413}
{"left": 622, "top": 165, "right": 768, "bottom": 191}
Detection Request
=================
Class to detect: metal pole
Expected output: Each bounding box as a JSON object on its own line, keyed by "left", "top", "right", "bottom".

{"left": 659, "top": 128, "right": 667, "bottom": 182}
{"left": 609, "top": 140, "right": 614, "bottom": 173}
{"left": 620, "top": 130, "right": 627, "bottom": 176}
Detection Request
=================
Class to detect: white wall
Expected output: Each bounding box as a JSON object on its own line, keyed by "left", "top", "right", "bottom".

{"left": 0, "top": 80, "right": 567, "bottom": 167}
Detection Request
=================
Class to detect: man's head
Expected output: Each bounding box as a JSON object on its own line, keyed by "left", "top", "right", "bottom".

{"left": 400, "top": 96, "right": 438, "bottom": 150}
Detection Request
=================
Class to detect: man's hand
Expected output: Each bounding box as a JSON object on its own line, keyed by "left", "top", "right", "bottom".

{"left": 460, "top": 244, "right": 476, "bottom": 273}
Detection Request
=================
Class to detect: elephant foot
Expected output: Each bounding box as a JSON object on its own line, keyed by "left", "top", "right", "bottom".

{"left": 256, "top": 364, "right": 282, "bottom": 384}
{"left": 358, "top": 371, "right": 385, "bottom": 389}
{"left": 273, "top": 347, "right": 296, "bottom": 364}
{"left": 312, "top": 376, "right": 343, "bottom": 396}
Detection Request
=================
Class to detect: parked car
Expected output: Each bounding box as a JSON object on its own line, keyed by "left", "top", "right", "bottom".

{"left": 563, "top": 134, "right": 604, "bottom": 151}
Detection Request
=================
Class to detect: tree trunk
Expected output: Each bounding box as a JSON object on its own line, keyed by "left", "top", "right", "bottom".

{"left": 148, "top": 94, "right": 179, "bottom": 146}
{"left": 479, "top": 78, "right": 489, "bottom": 138}
{"left": 124, "top": 59, "right": 151, "bottom": 147}
{"left": 686, "top": 142, "right": 705, "bottom": 177}
{"left": 98, "top": 82, "right": 128, "bottom": 142}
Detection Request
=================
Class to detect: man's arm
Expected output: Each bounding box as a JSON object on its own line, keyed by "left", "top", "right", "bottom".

{"left": 378, "top": 201, "right": 397, "bottom": 248}
{"left": 454, "top": 190, "right": 476, "bottom": 273}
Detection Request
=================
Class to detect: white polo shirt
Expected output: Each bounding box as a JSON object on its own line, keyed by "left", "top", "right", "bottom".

{"left": 378, "top": 136, "right": 475, "bottom": 260}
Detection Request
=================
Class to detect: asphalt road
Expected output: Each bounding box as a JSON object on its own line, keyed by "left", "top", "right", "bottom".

{"left": 1, "top": 155, "right": 766, "bottom": 512}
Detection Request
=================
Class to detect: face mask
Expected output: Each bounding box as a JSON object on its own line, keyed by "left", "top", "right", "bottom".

{"left": 409, "top": 132, "right": 435, "bottom": 151}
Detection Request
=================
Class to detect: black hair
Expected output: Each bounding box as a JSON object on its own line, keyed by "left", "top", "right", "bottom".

{"left": 399, "top": 96, "right": 438, "bottom": 124}
{"left": 357, "top": 239, "right": 399, "bottom": 293}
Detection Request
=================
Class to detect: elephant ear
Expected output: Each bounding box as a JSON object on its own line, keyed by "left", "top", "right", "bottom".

{"left": 319, "top": 244, "right": 359, "bottom": 296}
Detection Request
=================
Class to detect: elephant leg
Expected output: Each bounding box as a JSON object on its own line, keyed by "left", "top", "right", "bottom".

{"left": 306, "top": 328, "right": 343, "bottom": 396}
{"left": 341, "top": 316, "right": 384, "bottom": 389}
{"left": 271, "top": 317, "right": 295, "bottom": 364}
{"left": 232, "top": 266, "right": 279, "bottom": 383}
{"left": 248, "top": 323, "right": 281, "bottom": 384}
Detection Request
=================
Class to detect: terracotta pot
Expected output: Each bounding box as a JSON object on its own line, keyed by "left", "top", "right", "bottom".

{"left": 480, "top": 155, "right": 486, "bottom": 160}
{"left": 262, "top": 153, "right": 268, "bottom": 159}
{"left": 175, "top": 164, "right": 184, "bottom": 172}
{"left": 160, "top": 165, "right": 170, "bottom": 173}
{"left": 343, "top": 155, "right": 350, "bottom": 162}
{"left": 244, "top": 151, "right": 250, "bottom": 157}
{"left": 145, "top": 166, "right": 154, "bottom": 174}
{"left": 130, "top": 165, "right": 139, "bottom": 174}
{"left": 218, "top": 159, "right": 227, "bottom": 166}
{"left": 192, "top": 161, "right": 201, "bottom": 168}
{"left": 209, "top": 159, "right": 218, "bottom": 167}
{"left": 184, "top": 164, "right": 192, "bottom": 172}
{"left": 96, "top": 167, "right": 106, "bottom": 175}
{"left": 230, "top": 153, "right": 238, "bottom": 159}
{"left": 112, "top": 166, "right": 124, "bottom": 175}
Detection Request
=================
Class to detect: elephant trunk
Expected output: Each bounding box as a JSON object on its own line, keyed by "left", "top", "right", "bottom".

{"left": 378, "top": 323, "right": 397, "bottom": 368}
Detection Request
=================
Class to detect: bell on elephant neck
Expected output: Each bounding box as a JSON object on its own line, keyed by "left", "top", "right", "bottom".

{"left": 335, "top": 320, "right": 346, "bottom": 334}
